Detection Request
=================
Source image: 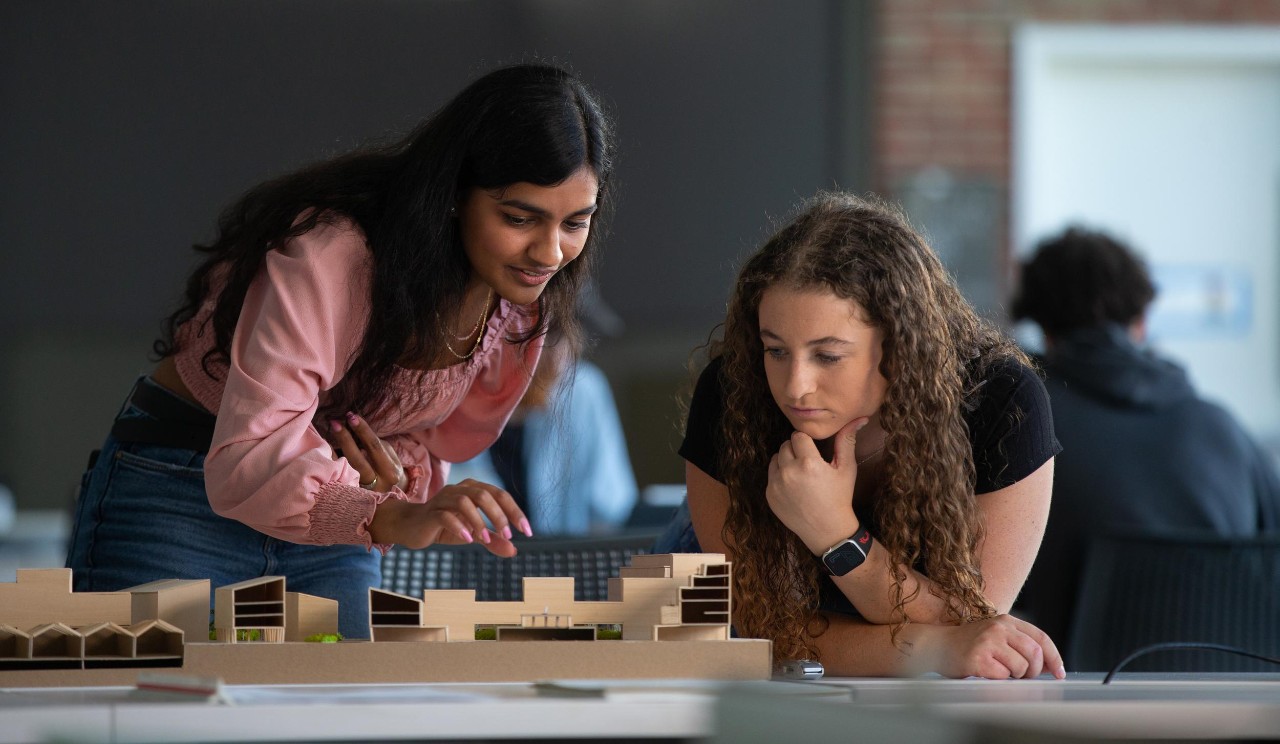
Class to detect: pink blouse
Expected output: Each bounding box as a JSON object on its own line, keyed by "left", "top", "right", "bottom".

{"left": 171, "top": 216, "right": 542, "bottom": 551}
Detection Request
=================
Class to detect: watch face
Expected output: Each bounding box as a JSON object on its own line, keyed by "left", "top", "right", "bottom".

{"left": 823, "top": 541, "right": 868, "bottom": 576}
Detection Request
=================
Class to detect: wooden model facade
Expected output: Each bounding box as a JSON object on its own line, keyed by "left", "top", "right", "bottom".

{"left": 0, "top": 556, "right": 771, "bottom": 686}
{"left": 127, "top": 578, "right": 211, "bottom": 642}
{"left": 0, "top": 568, "right": 340, "bottom": 667}
{"left": 285, "top": 591, "right": 340, "bottom": 642}
{"left": 207, "top": 576, "right": 341, "bottom": 643}
{"left": 0, "top": 569, "right": 189, "bottom": 670}
{"left": 369, "top": 553, "right": 733, "bottom": 643}
{"left": 213, "top": 577, "right": 286, "bottom": 643}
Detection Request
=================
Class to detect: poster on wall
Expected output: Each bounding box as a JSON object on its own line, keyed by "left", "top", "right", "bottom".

{"left": 1147, "top": 264, "right": 1252, "bottom": 342}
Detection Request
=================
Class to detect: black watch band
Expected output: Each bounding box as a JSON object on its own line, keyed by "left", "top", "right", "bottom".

{"left": 820, "top": 525, "right": 873, "bottom": 577}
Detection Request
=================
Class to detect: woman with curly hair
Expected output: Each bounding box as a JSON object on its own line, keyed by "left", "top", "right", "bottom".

{"left": 655, "top": 192, "right": 1064, "bottom": 678}
{"left": 65, "top": 63, "right": 615, "bottom": 639}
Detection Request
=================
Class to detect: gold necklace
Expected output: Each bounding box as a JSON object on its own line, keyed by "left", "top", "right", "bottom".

{"left": 440, "top": 288, "right": 493, "bottom": 360}
{"left": 856, "top": 445, "right": 884, "bottom": 466}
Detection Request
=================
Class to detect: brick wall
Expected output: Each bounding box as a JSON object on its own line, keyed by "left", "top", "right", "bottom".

{"left": 873, "top": 0, "right": 1280, "bottom": 303}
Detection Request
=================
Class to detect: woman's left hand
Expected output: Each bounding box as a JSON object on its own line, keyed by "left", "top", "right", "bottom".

{"left": 766, "top": 417, "right": 867, "bottom": 554}
{"left": 324, "top": 411, "right": 408, "bottom": 493}
{"left": 917, "top": 614, "right": 1066, "bottom": 680}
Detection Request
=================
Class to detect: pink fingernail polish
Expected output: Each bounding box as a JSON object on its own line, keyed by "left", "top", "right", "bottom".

{"left": 459, "top": 528, "right": 473, "bottom": 543}
{"left": 479, "top": 528, "right": 491, "bottom": 544}
{"left": 502, "top": 525, "right": 513, "bottom": 540}
{"left": 329, "top": 420, "right": 341, "bottom": 433}
{"left": 519, "top": 518, "right": 532, "bottom": 537}
{"left": 346, "top": 412, "right": 360, "bottom": 425}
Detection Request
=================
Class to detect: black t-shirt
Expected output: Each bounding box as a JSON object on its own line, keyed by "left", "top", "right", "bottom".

{"left": 680, "top": 355, "right": 1061, "bottom": 495}
{"left": 678, "top": 355, "right": 1061, "bottom": 617}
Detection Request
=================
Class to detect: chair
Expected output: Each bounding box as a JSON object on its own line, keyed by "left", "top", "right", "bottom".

{"left": 380, "top": 531, "right": 659, "bottom": 602}
{"left": 1068, "top": 530, "right": 1280, "bottom": 673}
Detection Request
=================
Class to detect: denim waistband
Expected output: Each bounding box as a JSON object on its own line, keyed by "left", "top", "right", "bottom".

{"left": 110, "top": 377, "right": 217, "bottom": 452}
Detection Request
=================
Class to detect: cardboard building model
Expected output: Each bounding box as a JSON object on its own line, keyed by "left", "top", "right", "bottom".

{"left": 213, "top": 577, "right": 286, "bottom": 643}
{"left": 0, "top": 555, "right": 772, "bottom": 686}
{"left": 210, "top": 576, "right": 341, "bottom": 643}
{"left": 370, "top": 553, "right": 733, "bottom": 643}
{"left": 0, "top": 569, "right": 192, "bottom": 670}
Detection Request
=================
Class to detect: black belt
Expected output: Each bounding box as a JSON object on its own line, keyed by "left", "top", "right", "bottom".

{"left": 110, "top": 379, "right": 217, "bottom": 453}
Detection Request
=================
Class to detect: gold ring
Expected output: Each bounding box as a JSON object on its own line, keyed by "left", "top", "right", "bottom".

{"left": 360, "top": 476, "right": 378, "bottom": 489}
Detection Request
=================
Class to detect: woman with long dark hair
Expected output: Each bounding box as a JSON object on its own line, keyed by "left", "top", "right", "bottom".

{"left": 66, "top": 64, "right": 615, "bottom": 638}
{"left": 657, "top": 192, "right": 1065, "bottom": 678}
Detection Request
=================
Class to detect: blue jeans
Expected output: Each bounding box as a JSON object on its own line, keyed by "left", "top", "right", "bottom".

{"left": 65, "top": 378, "right": 380, "bottom": 639}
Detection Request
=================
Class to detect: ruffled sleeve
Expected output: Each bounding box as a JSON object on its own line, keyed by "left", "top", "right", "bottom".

{"left": 203, "top": 218, "right": 408, "bottom": 549}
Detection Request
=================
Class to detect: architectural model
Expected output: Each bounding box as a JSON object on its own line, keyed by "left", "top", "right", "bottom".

{"left": 0, "top": 555, "right": 771, "bottom": 687}
{"left": 369, "top": 553, "right": 731, "bottom": 643}
{"left": 0, "top": 569, "right": 192, "bottom": 670}
{"left": 209, "top": 576, "right": 340, "bottom": 643}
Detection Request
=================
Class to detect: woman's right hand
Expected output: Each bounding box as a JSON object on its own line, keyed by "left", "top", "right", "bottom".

{"left": 368, "top": 478, "right": 533, "bottom": 557}
{"left": 324, "top": 411, "right": 408, "bottom": 493}
{"left": 916, "top": 614, "right": 1066, "bottom": 680}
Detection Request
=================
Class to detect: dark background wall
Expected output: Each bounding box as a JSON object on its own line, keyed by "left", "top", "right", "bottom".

{"left": 0, "top": 0, "right": 873, "bottom": 509}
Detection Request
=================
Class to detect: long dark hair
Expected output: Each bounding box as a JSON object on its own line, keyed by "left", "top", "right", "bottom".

{"left": 716, "top": 192, "right": 1023, "bottom": 661}
{"left": 154, "top": 63, "right": 615, "bottom": 418}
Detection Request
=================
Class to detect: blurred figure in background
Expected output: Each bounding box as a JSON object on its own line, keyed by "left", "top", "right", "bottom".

{"left": 449, "top": 285, "right": 638, "bottom": 535}
{"left": 1012, "top": 227, "right": 1280, "bottom": 654}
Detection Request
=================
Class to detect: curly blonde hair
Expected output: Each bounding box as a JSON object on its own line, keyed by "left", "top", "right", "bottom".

{"left": 715, "top": 192, "right": 1027, "bottom": 662}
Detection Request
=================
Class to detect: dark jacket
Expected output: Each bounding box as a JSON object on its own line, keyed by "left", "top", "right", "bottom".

{"left": 1018, "top": 325, "right": 1280, "bottom": 653}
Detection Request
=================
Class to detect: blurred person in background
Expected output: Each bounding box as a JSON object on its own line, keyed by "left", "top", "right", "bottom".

{"left": 1012, "top": 226, "right": 1280, "bottom": 655}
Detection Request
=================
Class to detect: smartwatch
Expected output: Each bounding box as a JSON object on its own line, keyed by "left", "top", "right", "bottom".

{"left": 820, "top": 525, "right": 873, "bottom": 576}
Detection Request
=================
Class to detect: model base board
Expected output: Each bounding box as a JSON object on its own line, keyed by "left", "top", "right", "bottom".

{"left": 0, "top": 638, "right": 772, "bottom": 687}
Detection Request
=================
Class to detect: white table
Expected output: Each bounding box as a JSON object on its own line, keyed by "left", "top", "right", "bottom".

{"left": 5, "top": 674, "right": 1280, "bottom": 743}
